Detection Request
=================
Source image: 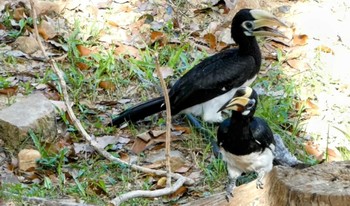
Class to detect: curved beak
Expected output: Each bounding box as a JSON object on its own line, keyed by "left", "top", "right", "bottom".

{"left": 217, "top": 97, "right": 250, "bottom": 113}
{"left": 249, "top": 9, "right": 288, "bottom": 38}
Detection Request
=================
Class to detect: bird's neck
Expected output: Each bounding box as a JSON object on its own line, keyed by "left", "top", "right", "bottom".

{"left": 230, "top": 111, "right": 252, "bottom": 140}
{"left": 237, "top": 37, "right": 262, "bottom": 66}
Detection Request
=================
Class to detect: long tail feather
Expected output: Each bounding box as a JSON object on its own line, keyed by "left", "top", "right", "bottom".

{"left": 109, "top": 97, "right": 165, "bottom": 127}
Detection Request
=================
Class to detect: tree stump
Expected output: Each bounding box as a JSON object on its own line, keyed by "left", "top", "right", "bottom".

{"left": 185, "top": 161, "right": 350, "bottom": 206}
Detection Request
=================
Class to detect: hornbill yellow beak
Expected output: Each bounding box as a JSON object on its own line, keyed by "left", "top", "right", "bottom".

{"left": 218, "top": 87, "right": 255, "bottom": 113}
{"left": 245, "top": 9, "right": 288, "bottom": 38}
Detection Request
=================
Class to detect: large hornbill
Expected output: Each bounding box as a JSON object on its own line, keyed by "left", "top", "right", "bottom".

{"left": 217, "top": 86, "right": 275, "bottom": 201}
{"left": 110, "top": 9, "right": 286, "bottom": 127}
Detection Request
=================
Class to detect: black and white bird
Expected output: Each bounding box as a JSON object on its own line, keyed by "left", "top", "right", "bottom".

{"left": 217, "top": 86, "right": 275, "bottom": 201}
{"left": 110, "top": 9, "right": 286, "bottom": 127}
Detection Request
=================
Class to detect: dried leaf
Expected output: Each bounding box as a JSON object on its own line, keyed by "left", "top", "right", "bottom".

{"left": 76, "top": 62, "right": 90, "bottom": 70}
{"left": 172, "top": 125, "right": 191, "bottom": 134}
{"left": 38, "top": 20, "right": 56, "bottom": 40}
{"left": 13, "top": 7, "right": 25, "bottom": 21}
{"left": 175, "top": 166, "right": 191, "bottom": 173}
{"left": 96, "top": 136, "right": 120, "bottom": 149}
{"left": 168, "top": 186, "right": 187, "bottom": 200}
{"left": 73, "top": 143, "right": 94, "bottom": 154}
{"left": 156, "top": 177, "right": 167, "bottom": 188}
{"left": 326, "top": 148, "right": 343, "bottom": 162}
{"left": 203, "top": 33, "right": 217, "bottom": 49}
{"left": 131, "top": 137, "right": 148, "bottom": 154}
{"left": 137, "top": 131, "right": 152, "bottom": 142}
{"left": 304, "top": 141, "right": 323, "bottom": 161}
{"left": 0, "top": 86, "right": 18, "bottom": 96}
{"left": 153, "top": 66, "right": 174, "bottom": 79}
{"left": 316, "top": 45, "right": 334, "bottom": 54}
{"left": 76, "top": 45, "right": 92, "bottom": 56}
{"left": 99, "top": 81, "right": 115, "bottom": 91}
{"left": 150, "top": 31, "right": 164, "bottom": 43}
{"left": 150, "top": 130, "right": 166, "bottom": 137}
{"left": 115, "top": 44, "right": 140, "bottom": 59}
{"left": 293, "top": 34, "right": 308, "bottom": 46}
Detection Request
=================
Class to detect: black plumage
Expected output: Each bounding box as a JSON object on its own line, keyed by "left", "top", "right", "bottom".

{"left": 217, "top": 87, "right": 275, "bottom": 201}
{"left": 110, "top": 9, "right": 286, "bottom": 127}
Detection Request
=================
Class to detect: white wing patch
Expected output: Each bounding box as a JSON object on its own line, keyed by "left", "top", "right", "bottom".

{"left": 181, "top": 76, "right": 257, "bottom": 122}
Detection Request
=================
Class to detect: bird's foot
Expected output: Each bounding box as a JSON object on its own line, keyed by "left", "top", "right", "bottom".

{"left": 225, "top": 192, "right": 233, "bottom": 202}
{"left": 256, "top": 169, "right": 266, "bottom": 189}
{"left": 256, "top": 179, "right": 264, "bottom": 189}
{"left": 225, "top": 178, "right": 236, "bottom": 202}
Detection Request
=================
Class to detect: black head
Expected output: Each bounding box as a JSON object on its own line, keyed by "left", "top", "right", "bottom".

{"left": 218, "top": 87, "right": 258, "bottom": 117}
{"left": 231, "top": 9, "right": 287, "bottom": 44}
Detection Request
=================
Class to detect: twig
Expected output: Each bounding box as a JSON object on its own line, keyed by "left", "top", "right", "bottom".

{"left": 29, "top": 0, "right": 193, "bottom": 205}
{"left": 154, "top": 53, "right": 172, "bottom": 187}
{"left": 111, "top": 176, "right": 187, "bottom": 205}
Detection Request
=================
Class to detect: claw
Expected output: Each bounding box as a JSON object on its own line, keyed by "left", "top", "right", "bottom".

{"left": 256, "top": 179, "right": 264, "bottom": 189}
{"left": 225, "top": 177, "right": 236, "bottom": 202}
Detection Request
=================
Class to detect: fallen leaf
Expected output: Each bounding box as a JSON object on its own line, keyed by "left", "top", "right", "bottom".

{"left": 38, "top": 20, "right": 57, "bottom": 40}
{"left": 76, "top": 45, "right": 92, "bottom": 56}
{"left": 0, "top": 86, "right": 18, "bottom": 96}
{"left": 76, "top": 62, "right": 90, "bottom": 70}
{"left": 175, "top": 166, "right": 191, "bottom": 173}
{"left": 293, "top": 34, "right": 308, "bottom": 46}
{"left": 203, "top": 33, "right": 217, "bottom": 49}
{"left": 156, "top": 177, "right": 167, "bottom": 188}
{"left": 13, "top": 7, "right": 25, "bottom": 21}
{"left": 137, "top": 131, "right": 152, "bottom": 142}
{"left": 153, "top": 66, "right": 174, "bottom": 79}
{"left": 73, "top": 143, "right": 94, "bottom": 154}
{"left": 216, "top": 41, "right": 228, "bottom": 51}
{"left": 115, "top": 44, "right": 140, "bottom": 59}
{"left": 168, "top": 186, "right": 187, "bottom": 200}
{"left": 95, "top": 136, "right": 121, "bottom": 149}
{"left": 99, "top": 81, "right": 115, "bottom": 91}
{"left": 150, "top": 31, "right": 164, "bottom": 43}
{"left": 14, "top": 36, "right": 40, "bottom": 54}
{"left": 150, "top": 130, "right": 165, "bottom": 137}
{"left": 326, "top": 148, "right": 343, "bottom": 162}
{"left": 0, "top": 23, "right": 6, "bottom": 30}
{"left": 304, "top": 141, "right": 323, "bottom": 161}
{"left": 315, "top": 45, "right": 334, "bottom": 54}
{"left": 172, "top": 125, "right": 191, "bottom": 134}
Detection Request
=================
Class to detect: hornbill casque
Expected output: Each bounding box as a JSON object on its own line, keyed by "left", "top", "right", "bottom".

{"left": 110, "top": 9, "right": 286, "bottom": 127}
{"left": 217, "top": 86, "right": 275, "bottom": 201}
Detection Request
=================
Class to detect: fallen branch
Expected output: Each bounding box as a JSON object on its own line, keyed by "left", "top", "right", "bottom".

{"left": 154, "top": 53, "right": 172, "bottom": 187}
{"left": 29, "top": 0, "right": 193, "bottom": 205}
{"left": 111, "top": 176, "right": 187, "bottom": 205}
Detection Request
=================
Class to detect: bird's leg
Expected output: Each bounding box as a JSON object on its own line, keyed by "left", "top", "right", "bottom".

{"left": 225, "top": 177, "right": 236, "bottom": 202}
{"left": 256, "top": 169, "right": 266, "bottom": 189}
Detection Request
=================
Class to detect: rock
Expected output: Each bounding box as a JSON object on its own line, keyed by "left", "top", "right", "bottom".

{"left": 18, "top": 149, "right": 41, "bottom": 171}
{"left": 0, "top": 93, "right": 57, "bottom": 149}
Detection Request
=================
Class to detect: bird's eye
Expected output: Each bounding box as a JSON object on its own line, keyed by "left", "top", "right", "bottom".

{"left": 243, "top": 21, "right": 254, "bottom": 30}
{"left": 246, "top": 99, "right": 255, "bottom": 109}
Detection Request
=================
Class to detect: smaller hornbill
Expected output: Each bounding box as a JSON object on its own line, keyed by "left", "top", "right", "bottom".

{"left": 217, "top": 86, "right": 275, "bottom": 201}
{"left": 110, "top": 9, "right": 287, "bottom": 127}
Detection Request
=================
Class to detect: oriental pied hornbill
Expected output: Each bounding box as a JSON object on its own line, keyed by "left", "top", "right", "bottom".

{"left": 110, "top": 9, "right": 286, "bottom": 127}
{"left": 217, "top": 87, "right": 275, "bottom": 201}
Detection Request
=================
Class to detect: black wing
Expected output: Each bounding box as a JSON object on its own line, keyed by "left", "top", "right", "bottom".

{"left": 250, "top": 117, "right": 275, "bottom": 148}
{"left": 169, "top": 49, "right": 258, "bottom": 114}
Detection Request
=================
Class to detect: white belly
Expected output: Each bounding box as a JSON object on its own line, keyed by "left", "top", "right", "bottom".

{"left": 181, "top": 76, "right": 257, "bottom": 122}
{"left": 221, "top": 144, "right": 275, "bottom": 174}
